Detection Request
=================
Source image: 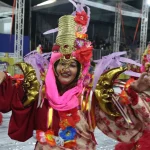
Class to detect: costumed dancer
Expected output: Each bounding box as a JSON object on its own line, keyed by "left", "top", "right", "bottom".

{"left": 0, "top": 2, "right": 96, "bottom": 149}
{"left": 115, "top": 44, "right": 150, "bottom": 150}
{"left": 0, "top": 1, "right": 150, "bottom": 150}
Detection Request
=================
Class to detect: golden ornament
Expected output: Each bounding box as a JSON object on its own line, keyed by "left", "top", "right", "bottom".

{"left": 15, "top": 62, "right": 40, "bottom": 107}
{"left": 95, "top": 67, "right": 127, "bottom": 117}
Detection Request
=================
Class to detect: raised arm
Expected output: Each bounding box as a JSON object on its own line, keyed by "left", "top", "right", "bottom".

{"left": 0, "top": 62, "right": 40, "bottom": 142}
{"left": 0, "top": 71, "right": 22, "bottom": 112}
{"left": 94, "top": 68, "right": 150, "bottom": 143}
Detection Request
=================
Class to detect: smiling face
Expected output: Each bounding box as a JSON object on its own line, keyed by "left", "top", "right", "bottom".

{"left": 55, "top": 59, "right": 78, "bottom": 86}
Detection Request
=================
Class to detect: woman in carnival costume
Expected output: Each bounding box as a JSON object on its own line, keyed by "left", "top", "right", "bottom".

{"left": 0, "top": 1, "right": 150, "bottom": 150}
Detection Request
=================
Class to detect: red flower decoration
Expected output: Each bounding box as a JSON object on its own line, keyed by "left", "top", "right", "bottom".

{"left": 145, "top": 97, "right": 150, "bottom": 102}
{"left": 36, "top": 130, "right": 56, "bottom": 146}
{"left": 64, "top": 140, "right": 76, "bottom": 149}
{"left": 116, "top": 130, "right": 121, "bottom": 136}
{"left": 74, "top": 11, "right": 88, "bottom": 26}
{"left": 75, "top": 46, "right": 93, "bottom": 64}
{"left": 52, "top": 44, "right": 60, "bottom": 52}
{"left": 59, "top": 119, "right": 71, "bottom": 130}
{"left": 119, "top": 90, "right": 131, "bottom": 105}
{"left": 11, "top": 74, "right": 24, "bottom": 87}
{"left": 58, "top": 107, "right": 80, "bottom": 127}
{"left": 143, "top": 55, "right": 148, "bottom": 63}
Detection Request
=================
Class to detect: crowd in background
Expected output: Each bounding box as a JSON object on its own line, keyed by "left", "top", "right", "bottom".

{"left": 34, "top": 32, "right": 145, "bottom": 61}
{"left": 92, "top": 34, "right": 141, "bottom": 60}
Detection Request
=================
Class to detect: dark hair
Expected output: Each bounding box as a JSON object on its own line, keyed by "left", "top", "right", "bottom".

{"left": 54, "top": 59, "right": 81, "bottom": 94}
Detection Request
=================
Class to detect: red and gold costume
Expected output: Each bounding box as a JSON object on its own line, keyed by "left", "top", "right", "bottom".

{"left": 1, "top": 1, "right": 150, "bottom": 150}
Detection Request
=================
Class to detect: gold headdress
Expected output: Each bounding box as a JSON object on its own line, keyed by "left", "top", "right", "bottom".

{"left": 56, "top": 15, "right": 76, "bottom": 55}
{"left": 44, "top": 1, "right": 92, "bottom": 65}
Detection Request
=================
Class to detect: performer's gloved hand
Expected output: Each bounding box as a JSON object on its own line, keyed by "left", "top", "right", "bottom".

{"left": 0, "top": 71, "right": 6, "bottom": 84}
{"left": 130, "top": 72, "right": 150, "bottom": 93}
{"left": 125, "top": 72, "right": 150, "bottom": 105}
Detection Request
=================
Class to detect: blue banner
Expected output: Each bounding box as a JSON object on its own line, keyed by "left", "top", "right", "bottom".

{"left": 0, "top": 34, "right": 30, "bottom": 56}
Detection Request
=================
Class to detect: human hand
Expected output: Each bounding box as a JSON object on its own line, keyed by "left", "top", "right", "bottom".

{"left": 130, "top": 72, "right": 150, "bottom": 93}
{"left": 0, "top": 71, "right": 6, "bottom": 84}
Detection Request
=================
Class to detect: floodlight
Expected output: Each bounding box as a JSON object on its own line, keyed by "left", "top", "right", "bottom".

{"left": 36, "top": 0, "right": 56, "bottom": 7}
{"left": 147, "top": 0, "right": 150, "bottom": 6}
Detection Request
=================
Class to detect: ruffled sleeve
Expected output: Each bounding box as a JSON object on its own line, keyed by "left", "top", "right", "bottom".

{"left": 95, "top": 104, "right": 143, "bottom": 143}
{"left": 0, "top": 74, "right": 37, "bottom": 141}
{"left": 131, "top": 91, "right": 150, "bottom": 125}
{"left": 95, "top": 90, "right": 150, "bottom": 143}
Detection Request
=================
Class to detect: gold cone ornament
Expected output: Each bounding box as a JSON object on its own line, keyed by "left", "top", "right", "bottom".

{"left": 56, "top": 15, "right": 76, "bottom": 55}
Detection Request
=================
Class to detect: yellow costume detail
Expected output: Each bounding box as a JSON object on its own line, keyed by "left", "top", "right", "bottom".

{"left": 95, "top": 67, "right": 127, "bottom": 117}
{"left": 15, "top": 62, "right": 40, "bottom": 107}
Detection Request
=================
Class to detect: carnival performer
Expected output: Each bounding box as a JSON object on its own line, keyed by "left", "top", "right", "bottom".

{"left": 114, "top": 44, "right": 150, "bottom": 150}
{"left": 0, "top": 3, "right": 96, "bottom": 149}
{"left": 0, "top": 1, "right": 150, "bottom": 150}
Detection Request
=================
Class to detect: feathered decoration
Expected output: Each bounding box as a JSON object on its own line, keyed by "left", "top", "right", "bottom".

{"left": 42, "top": 52, "right": 52, "bottom": 62}
{"left": 24, "top": 51, "right": 49, "bottom": 107}
{"left": 93, "top": 51, "right": 142, "bottom": 91}
{"left": 43, "top": 0, "right": 90, "bottom": 35}
{"left": 24, "top": 51, "right": 49, "bottom": 82}
{"left": 43, "top": 28, "right": 58, "bottom": 35}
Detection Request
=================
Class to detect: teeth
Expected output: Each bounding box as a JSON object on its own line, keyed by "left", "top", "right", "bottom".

{"left": 61, "top": 74, "right": 70, "bottom": 77}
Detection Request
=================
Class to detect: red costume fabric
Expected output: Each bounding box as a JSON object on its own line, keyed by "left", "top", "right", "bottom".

{"left": 0, "top": 75, "right": 50, "bottom": 142}
{"left": 115, "top": 130, "right": 150, "bottom": 150}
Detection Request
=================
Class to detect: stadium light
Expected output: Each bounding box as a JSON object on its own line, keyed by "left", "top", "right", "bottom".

{"left": 35, "top": 0, "right": 56, "bottom": 7}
